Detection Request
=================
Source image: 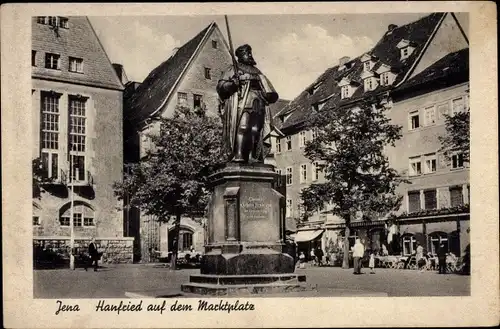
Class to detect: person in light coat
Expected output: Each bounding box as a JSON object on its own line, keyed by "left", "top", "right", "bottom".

{"left": 353, "top": 238, "right": 365, "bottom": 274}
{"left": 369, "top": 252, "right": 376, "bottom": 274}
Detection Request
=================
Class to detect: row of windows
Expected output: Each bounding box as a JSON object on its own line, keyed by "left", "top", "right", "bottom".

{"left": 407, "top": 185, "right": 469, "bottom": 213}
{"left": 59, "top": 215, "right": 95, "bottom": 227}
{"left": 276, "top": 162, "right": 323, "bottom": 186}
{"left": 409, "top": 152, "right": 464, "bottom": 176}
{"left": 275, "top": 130, "right": 314, "bottom": 153}
{"left": 284, "top": 184, "right": 467, "bottom": 219}
{"left": 32, "top": 51, "right": 83, "bottom": 73}
{"left": 41, "top": 152, "right": 86, "bottom": 182}
{"left": 402, "top": 232, "right": 451, "bottom": 257}
{"left": 38, "top": 91, "right": 88, "bottom": 181}
{"left": 40, "top": 92, "right": 87, "bottom": 151}
{"left": 36, "top": 16, "right": 69, "bottom": 29}
{"left": 285, "top": 198, "right": 327, "bottom": 219}
{"left": 408, "top": 95, "right": 468, "bottom": 130}
{"left": 33, "top": 204, "right": 94, "bottom": 226}
{"left": 277, "top": 95, "right": 469, "bottom": 153}
{"left": 177, "top": 92, "right": 204, "bottom": 109}
{"left": 361, "top": 73, "right": 394, "bottom": 93}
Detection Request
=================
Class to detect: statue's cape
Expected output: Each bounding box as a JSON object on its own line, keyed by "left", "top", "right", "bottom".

{"left": 221, "top": 64, "right": 278, "bottom": 160}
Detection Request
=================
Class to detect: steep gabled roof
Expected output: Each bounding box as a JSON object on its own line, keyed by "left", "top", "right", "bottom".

{"left": 277, "top": 12, "right": 447, "bottom": 132}
{"left": 126, "top": 22, "right": 215, "bottom": 124}
{"left": 396, "top": 48, "right": 469, "bottom": 92}
{"left": 32, "top": 17, "right": 124, "bottom": 91}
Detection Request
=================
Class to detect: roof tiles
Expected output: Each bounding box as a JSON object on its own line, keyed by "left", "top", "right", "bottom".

{"left": 278, "top": 13, "right": 450, "bottom": 131}
{"left": 125, "top": 23, "right": 214, "bottom": 123}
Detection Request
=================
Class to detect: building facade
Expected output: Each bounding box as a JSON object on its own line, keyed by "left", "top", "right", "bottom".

{"left": 272, "top": 12, "right": 469, "bottom": 259}
{"left": 123, "top": 22, "right": 233, "bottom": 262}
{"left": 387, "top": 48, "right": 470, "bottom": 257}
{"left": 32, "top": 16, "right": 133, "bottom": 264}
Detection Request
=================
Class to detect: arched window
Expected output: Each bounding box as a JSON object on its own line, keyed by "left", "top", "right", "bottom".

{"left": 59, "top": 202, "right": 94, "bottom": 227}
{"left": 169, "top": 226, "right": 195, "bottom": 252}
{"left": 402, "top": 234, "right": 417, "bottom": 256}
{"left": 428, "top": 231, "right": 448, "bottom": 255}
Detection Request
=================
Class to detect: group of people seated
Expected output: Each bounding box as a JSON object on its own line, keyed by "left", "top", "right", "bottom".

{"left": 374, "top": 242, "right": 460, "bottom": 273}
{"left": 295, "top": 241, "right": 464, "bottom": 274}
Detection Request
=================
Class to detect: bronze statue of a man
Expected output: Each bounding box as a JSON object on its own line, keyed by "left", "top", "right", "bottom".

{"left": 217, "top": 44, "right": 280, "bottom": 163}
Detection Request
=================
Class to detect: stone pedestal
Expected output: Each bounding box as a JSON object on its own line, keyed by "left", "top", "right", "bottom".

{"left": 181, "top": 163, "right": 301, "bottom": 295}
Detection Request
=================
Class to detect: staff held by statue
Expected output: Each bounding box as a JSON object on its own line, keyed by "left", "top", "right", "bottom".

{"left": 218, "top": 16, "right": 281, "bottom": 164}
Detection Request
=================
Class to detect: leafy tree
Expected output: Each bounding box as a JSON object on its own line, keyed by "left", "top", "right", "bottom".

{"left": 439, "top": 109, "right": 470, "bottom": 163}
{"left": 114, "top": 106, "right": 225, "bottom": 268}
{"left": 301, "top": 100, "right": 406, "bottom": 269}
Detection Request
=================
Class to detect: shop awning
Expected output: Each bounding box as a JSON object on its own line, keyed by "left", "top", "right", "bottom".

{"left": 294, "top": 229, "right": 324, "bottom": 243}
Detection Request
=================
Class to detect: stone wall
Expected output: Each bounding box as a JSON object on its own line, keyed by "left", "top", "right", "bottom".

{"left": 33, "top": 236, "right": 134, "bottom": 264}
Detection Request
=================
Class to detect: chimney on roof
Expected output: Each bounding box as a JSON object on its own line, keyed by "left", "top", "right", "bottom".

{"left": 388, "top": 24, "right": 398, "bottom": 32}
{"left": 339, "top": 56, "right": 350, "bottom": 66}
{"left": 112, "top": 63, "right": 128, "bottom": 85}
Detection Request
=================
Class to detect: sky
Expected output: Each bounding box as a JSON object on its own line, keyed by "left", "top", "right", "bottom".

{"left": 90, "top": 13, "right": 468, "bottom": 100}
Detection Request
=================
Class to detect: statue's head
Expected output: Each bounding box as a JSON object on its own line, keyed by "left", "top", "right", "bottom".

{"left": 235, "top": 44, "right": 256, "bottom": 66}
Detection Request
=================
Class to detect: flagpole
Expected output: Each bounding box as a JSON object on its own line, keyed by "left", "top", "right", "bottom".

{"left": 69, "top": 156, "right": 75, "bottom": 270}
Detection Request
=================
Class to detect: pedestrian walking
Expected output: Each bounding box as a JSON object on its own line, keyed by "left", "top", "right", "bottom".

{"left": 369, "top": 252, "right": 376, "bottom": 274}
{"left": 437, "top": 243, "right": 447, "bottom": 274}
{"left": 353, "top": 238, "right": 365, "bottom": 274}
{"left": 310, "top": 248, "right": 316, "bottom": 266}
{"left": 85, "top": 238, "right": 99, "bottom": 272}
{"left": 416, "top": 243, "right": 426, "bottom": 272}
{"left": 315, "top": 247, "right": 324, "bottom": 266}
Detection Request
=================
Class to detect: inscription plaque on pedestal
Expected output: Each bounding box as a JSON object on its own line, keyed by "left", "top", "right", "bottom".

{"left": 200, "top": 163, "right": 294, "bottom": 275}
{"left": 241, "top": 197, "right": 270, "bottom": 221}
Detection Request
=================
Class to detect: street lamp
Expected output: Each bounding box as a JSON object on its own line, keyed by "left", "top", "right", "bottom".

{"left": 68, "top": 158, "right": 76, "bottom": 270}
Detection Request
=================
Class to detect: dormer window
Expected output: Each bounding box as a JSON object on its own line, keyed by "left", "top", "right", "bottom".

{"left": 381, "top": 72, "right": 389, "bottom": 85}
{"left": 376, "top": 64, "right": 397, "bottom": 86}
{"left": 281, "top": 112, "right": 293, "bottom": 123}
{"left": 396, "top": 39, "right": 415, "bottom": 60}
{"left": 308, "top": 81, "right": 322, "bottom": 96}
{"left": 341, "top": 86, "right": 350, "bottom": 99}
{"left": 361, "top": 53, "right": 376, "bottom": 72}
{"left": 402, "top": 48, "right": 409, "bottom": 57}
{"left": 37, "top": 16, "right": 69, "bottom": 29}
{"left": 360, "top": 69, "right": 378, "bottom": 92}
{"left": 364, "top": 78, "right": 376, "bottom": 92}
{"left": 312, "top": 101, "right": 326, "bottom": 112}
{"left": 338, "top": 77, "right": 358, "bottom": 99}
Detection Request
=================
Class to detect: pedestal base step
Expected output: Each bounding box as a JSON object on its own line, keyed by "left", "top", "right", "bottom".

{"left": 188, "top": 273, "right": 306, "bottom": 285}
{"left": 181, "top": 282, "right": 311, "bottom": 296}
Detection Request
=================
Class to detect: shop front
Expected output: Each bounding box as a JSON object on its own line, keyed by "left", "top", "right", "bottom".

{"left": 293, "top": 229, "right": 324, "bottom": 261}
{"left": 396, "top": 213, "right": 469, "bottom": 257}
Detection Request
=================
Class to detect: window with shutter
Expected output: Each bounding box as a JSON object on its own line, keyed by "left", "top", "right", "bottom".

{"left": 424, "top": 190, "right": 437, "bottom": 209}
{"left": 450, "top": 187, "right": 463, "bottom": 207}
{"left": 408, "top": 191, "right": 421, "bottom": 213}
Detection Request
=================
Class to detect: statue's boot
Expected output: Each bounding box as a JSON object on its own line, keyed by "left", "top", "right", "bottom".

{"left": 233, "top": 114, "right": 251, "bottom": 163}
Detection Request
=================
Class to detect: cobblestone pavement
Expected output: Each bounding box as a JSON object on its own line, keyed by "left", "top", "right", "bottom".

{"left": 33, "top": 264, "right": 470, "bottom": 299}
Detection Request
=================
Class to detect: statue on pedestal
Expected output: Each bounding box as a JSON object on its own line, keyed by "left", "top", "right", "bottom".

{"left": 217, "top": 44, "right": 280, "bottom": 163}
{"left": 181, "top": 19, "right": 304, "bottom": 293}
